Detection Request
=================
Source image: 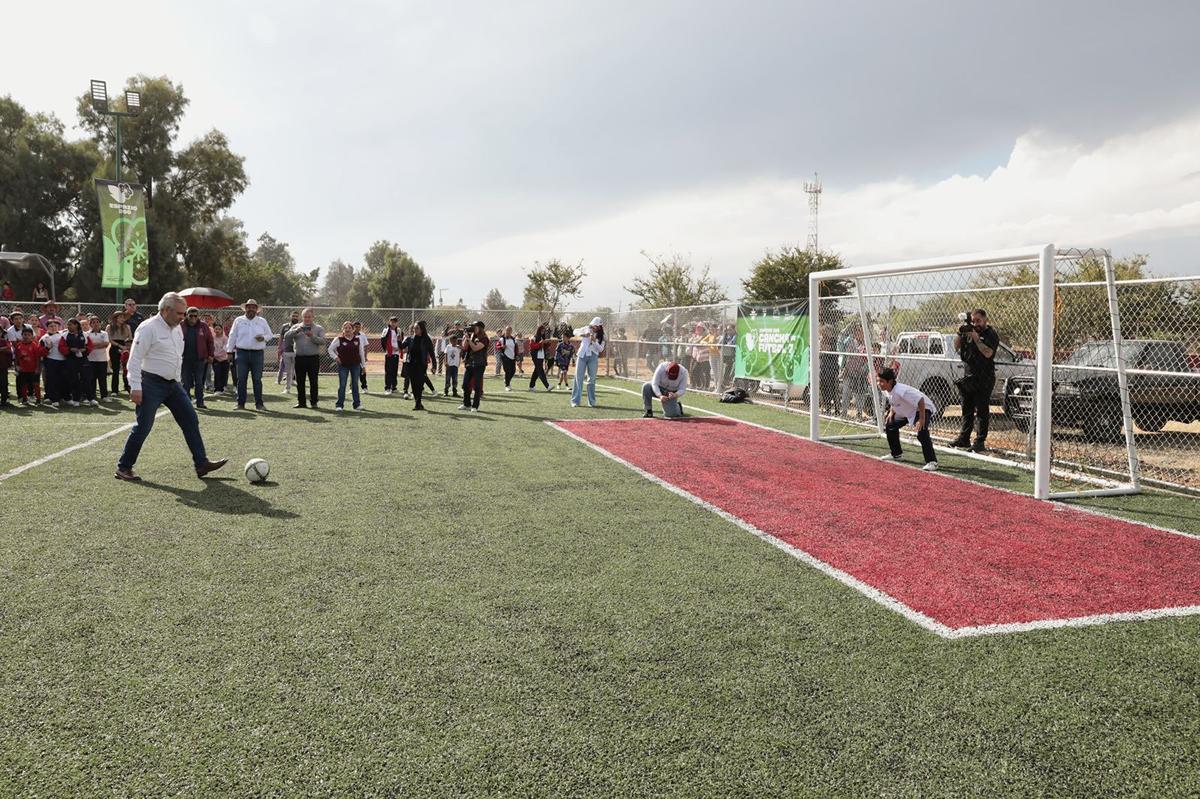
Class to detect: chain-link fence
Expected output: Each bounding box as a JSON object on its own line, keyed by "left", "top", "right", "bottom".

{"left": 812, "top": 249, "right": 1200, "bottom": 493}
{"left": 12, "top": 277, "right": 1200, "bottom": 492}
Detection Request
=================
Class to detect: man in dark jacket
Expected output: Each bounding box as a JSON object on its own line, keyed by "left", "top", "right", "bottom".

{"left": 181, "top": 306, "right": 214, "bottom": 408}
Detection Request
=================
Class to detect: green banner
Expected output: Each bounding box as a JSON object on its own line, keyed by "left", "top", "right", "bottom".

{"left": 95, "top": 179, "right": 149, "bottom": 289}
{"left": 735, "top": 301, "right": 810, "bottom": 386}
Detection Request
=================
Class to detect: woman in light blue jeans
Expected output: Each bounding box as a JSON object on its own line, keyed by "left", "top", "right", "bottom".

{"left": 328, "top": 321, "right": 364, "bottom": 410}
{"left": 570, "top": 316, "right": 605, "bottom": 408}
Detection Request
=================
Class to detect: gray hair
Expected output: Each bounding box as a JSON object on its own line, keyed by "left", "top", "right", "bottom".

{"left": 158, "top": 292, "right": 185, "bottom": 312}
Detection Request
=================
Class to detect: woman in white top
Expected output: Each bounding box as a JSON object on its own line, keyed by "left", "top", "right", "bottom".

{"left": 570, "top": 316, "right": 605, "bottom": 408}
{"left": 85, "top": 315, "right": 110, "bottom": 404}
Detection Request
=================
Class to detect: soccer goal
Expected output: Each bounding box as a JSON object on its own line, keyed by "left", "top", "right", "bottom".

{"left": 808, "top": 245, "right": 1142, "bottom": 501}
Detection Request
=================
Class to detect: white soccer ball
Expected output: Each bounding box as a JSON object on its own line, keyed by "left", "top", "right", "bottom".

{"left": 244, "top": 458, "right": 270, "bottom": 483}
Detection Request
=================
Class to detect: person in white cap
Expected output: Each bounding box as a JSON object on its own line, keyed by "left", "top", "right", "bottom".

{"left": 570, "top": 316, "right": 605, "bottom": 408}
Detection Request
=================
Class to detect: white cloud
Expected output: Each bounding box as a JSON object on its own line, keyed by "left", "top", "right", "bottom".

{"left": 429, "top": 114, "right": 1200, "bottom": 308}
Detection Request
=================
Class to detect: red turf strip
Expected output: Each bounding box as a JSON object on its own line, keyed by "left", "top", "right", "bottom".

{"left": 556, "top": 417, "right": 1200, "bottom": 631}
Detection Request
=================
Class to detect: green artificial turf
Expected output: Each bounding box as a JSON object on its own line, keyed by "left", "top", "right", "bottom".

{"left": 1, "top": 376, "right": 1197, "bottom": 797}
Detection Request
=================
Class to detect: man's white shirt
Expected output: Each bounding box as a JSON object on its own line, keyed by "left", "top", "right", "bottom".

{"left": 884, "top": 381, "right": 937, "bottom": 424}
{"left": 225, "top": 314, "right": 273, "bottom": 352}
{"left": 127, "top": 314, "right": 183, "bottom": 390}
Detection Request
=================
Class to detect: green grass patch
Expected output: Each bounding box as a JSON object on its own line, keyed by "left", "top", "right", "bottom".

{"left": 1, "top": 376, "right": 1197, "bottom": 796}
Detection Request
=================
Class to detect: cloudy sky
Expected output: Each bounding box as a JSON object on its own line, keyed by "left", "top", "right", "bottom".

{"left": 6, "top": 1, "right": 1200, "bottom": 308}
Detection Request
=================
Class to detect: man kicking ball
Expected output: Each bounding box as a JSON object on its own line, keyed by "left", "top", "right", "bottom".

{"left": 643, "top": 359, "right": 688, "bottom": 419}
{"left": 115, "top": 292, "right": 228, "bottom": 481}
{"left": 876, "top": 367, "right": 939, "bottom": 471}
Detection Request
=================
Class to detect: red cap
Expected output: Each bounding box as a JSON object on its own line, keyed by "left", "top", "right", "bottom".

{"left": 667, "top": 363, "right": 680, "bottom": 379}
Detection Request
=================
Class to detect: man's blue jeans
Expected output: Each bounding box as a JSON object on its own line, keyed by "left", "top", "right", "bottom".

{"left": 642, "top": 382, "right": 682, "bottom": 417}
{"left": 235, "top": 348, "right": 264, "bottom": 407}
{"left": 572, "top": 352, "right": 598, "bottom": 406}
{"left": 181, "top": 358, "right": 206, "bottom": 405}
{"left": 117, "top": 373, "right": 207, "bottom": 471}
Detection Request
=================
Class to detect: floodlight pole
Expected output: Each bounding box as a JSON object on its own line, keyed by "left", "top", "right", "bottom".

{"left": 91, "top": 81, "right": 141, "bottom": 304}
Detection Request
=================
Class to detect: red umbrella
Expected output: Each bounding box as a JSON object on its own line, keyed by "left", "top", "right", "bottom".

{"left": 178, "top": 287, "right": 236, "bottom": 309}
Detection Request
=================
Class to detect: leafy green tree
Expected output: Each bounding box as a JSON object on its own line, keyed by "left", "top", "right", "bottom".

{"left": 76, "top": 75, "right": 247, "bottom": 297}
{"left": 316, "top": 259, "right": 356, "bottom": 306}
{"left": 0, "top": 96, "right": 100, "bottom": 296}
{"left": 625, "top": 251, "right": 728, "bottom": 308}
{"left": 521, "top": 258, "right": 585, "bottom": 320}
{"left": 483, "top": 288, "right": 514, "bottom": 310}
{"left": 354, "top": 240, "right": 433, "bottom": 308}
{"left": 742, "top": 246, "right": 849, "bottom": 302}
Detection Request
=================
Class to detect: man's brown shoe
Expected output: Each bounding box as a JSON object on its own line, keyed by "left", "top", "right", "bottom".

{"left": 114, "top": 467, "right": 141, "bottom": 481}
{"left": 196, "top": 458, "right": 229, "bottom": 478}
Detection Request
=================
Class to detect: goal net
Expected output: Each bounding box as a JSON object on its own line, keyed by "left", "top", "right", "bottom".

{"left": 808, "top": 246, "right": 1142, "bottom": 500}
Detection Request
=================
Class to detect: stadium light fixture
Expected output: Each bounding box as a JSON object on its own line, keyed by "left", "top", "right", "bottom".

{"left": 124, "top": 90, "right": 142, "bottom": 115}
{"left": 90, "top": 79, "right": 109, "bottom": 112}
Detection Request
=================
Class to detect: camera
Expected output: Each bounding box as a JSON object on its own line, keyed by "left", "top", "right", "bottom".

{"left": 957, "top": 311, "right": 974, "bottom": 336}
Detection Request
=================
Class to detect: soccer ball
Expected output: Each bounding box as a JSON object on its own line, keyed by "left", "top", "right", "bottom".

{"left": 244, "top": 458, "right": 270, "bottom": 483}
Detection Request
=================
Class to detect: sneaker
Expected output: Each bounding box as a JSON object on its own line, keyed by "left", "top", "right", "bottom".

{"left": 195, "top": 403, "right": 207, "bottom": 409}
{"left": 878, "top": 453, "right": 901, "bottom": 461}
{"left": 49, "top": 402, "right": 60, "bottom": 409}
{"left": 589, "top": 403, "right": 597, "bottom": 408}
{"left": 67, "top": 400, "right": 80, "bottom": 407}
{"left": 969, "top": 442, "right": 987, "bottom": 453}
{"left": 469, "top": 407, "right": 478, "bottom": 413}
{"left": 643, "top": 410, "right": 653, "bottom": 418}
{"left": 335, "top": 406, "right": 344, "bottom": 412}
{"left": 20, "top": 398, "right": 29, "bottom": 406}
{"left": 948, "top": 439, "right": 971, "bottom": 449}
{"left": 457, "top": 404, "right": 469, "bottom": 410}
{"left": 528, "top": 387, "right": 536, "bottom": 392}
{"left": 255, "top": 404, "right": 267, "bottom": 412}
{"left": 402, "top": 392, "right": 410, "bottom": 399}
{"left": 923, "top": 462, "right": 940, "bottom": 472}
{"left": 570, "top": 402, "right": 579, "bottom": 408}
{"left": 236, "top": 404, "right": 246, "bottom": 410}
{"left": 353, "top": 405, "right": 362, "bottom": 411}
{"left": 293, "top": 403, "right": 306, "bottom": 409}
{"left": 91, "top": 399, "right": 100, "bottom": 407}
{"left": 547, "top": 386, "right": 555, "bottom": 392}
{"left": 505, "top": 386, "right": 512, "bottom": 392}
{"left": 384, "top": 389, "right": 392, "bottom": 395}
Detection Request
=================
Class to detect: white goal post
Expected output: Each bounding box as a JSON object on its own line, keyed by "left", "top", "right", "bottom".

{"left": 808, "top": 245, "right": 1142, "bottom": 501}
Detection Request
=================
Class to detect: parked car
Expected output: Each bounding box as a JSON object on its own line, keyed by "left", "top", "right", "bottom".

{"left": 1004, "top": 340, "right": 1200, "bottom": 441}
{"left": 890, "top": 331, "right": 1031, "bottom": 414}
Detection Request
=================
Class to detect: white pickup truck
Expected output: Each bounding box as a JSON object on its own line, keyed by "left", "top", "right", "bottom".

{"left": 889, "top": 331, "right": 1032, "bottom": 413}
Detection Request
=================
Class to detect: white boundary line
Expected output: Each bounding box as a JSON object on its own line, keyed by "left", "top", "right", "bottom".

{"left": 562, "top": 391, "right": 1200, "bottom": 637}
{"left": 0, "top": 410, "right": 168, "bottom": 483}
{"left": 597, "top": 383, "right": 1200, "bottom": 543}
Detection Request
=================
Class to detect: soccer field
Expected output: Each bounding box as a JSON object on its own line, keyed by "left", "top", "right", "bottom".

{"left": 2, "top": 376, "right": 1199, "bottom": 797}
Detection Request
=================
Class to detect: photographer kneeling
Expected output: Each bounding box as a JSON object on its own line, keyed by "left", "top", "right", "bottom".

{"left": 642, "top": 359, "right": 688, "bottom": 419}
{"left": 951, "top": 308, "right": 999, "bottom": 453}
{"left": 876, "top": 368, "right": 938, "bottom": 471}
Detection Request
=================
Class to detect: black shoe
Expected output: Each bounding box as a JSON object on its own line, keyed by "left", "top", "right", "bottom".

{"left": 970, "top": 442, "right": 987, "bottom": 453}
{"left": 643, "top": 410, "right": 653, "bottom": 418}
{"left": 114, "top": 467, "right": 141, "bottom": 481}
{"left": 196, "top": 458, "right": 229, "bottom": 478}
{"left": 255, "top": 404, "right": 267, "bottom": 411}
{"left": 195, "top": 403, "right": 207, "bottom": 409}
{"left": 293, "top": 403, "right": 306, "bottom": 409}
{"left": 414, "top": 404, "right": 425, "bottom": 411}
{"left": 948, "top": 438, "right": 971, "bottom": 449}
{"left": 236, "top": 403, "right": 245, "bottom": 410}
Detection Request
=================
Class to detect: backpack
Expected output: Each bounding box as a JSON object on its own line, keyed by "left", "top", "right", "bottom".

{"left": 719, "top": 387, "right": 749, "bottom": 404}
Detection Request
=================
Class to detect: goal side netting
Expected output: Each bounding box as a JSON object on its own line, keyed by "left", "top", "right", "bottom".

{"left": 808, "top": 245, "right": 1141, "bottom": 501}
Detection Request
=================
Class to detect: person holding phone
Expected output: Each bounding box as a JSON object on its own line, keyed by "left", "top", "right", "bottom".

{"left": 284, "top": 307, "right": 326, "bottom": 408}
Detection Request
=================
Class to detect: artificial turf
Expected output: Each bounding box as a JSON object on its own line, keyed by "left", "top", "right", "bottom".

{"left": 1, "top": 376, "right": 1198, "bottom": 797}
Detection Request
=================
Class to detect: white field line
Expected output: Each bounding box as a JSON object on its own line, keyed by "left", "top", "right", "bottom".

{"left": 566, "top": 391, "right": 1200, "bottom": 637}
{"left": 596, "top": 383, "right": 1200, "bottom": 543}
{"left": 0, "top": 410, "right": 168, "bottom": 483}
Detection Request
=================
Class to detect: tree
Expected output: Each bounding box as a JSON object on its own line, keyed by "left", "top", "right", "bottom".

{"left": 76, "top": 75, "right": 247, "bottom": 298}
{"left": 316, "top": 259, "right": 356, "bottom": 306}
{"left": 483, "top": 288, "right": 514, "bottom": 310}
{"left": 348, "top": 240, "right": 434, "bottom": 308}
{"left": 522, "top": 258, "right": 586, "bottom": 320}
{"left": 0, "top": 96, "right": 101, "bottom": 297}
{"left": 742, "top": 246, "right": 849, "bottom": 302}
{"left": 625, "top": 251, "right": 729, "bottom": 309}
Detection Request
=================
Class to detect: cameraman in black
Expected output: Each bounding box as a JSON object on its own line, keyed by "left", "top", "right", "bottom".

{"left": 951, "top": 308, "right": 999, "bottom": 452}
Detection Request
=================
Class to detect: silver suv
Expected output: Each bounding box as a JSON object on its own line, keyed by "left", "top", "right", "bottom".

{"left": 889, "top": 331, "right": 1032, "bottom": 413}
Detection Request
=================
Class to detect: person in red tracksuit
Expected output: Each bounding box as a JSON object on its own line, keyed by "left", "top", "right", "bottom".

{"left": 13, "top": 326, "right": 47, "bottom": 405}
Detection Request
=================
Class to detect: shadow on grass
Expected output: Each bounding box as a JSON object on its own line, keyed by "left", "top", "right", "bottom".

{"left": 134, "top": 476, "right": 300, "bottom": 518}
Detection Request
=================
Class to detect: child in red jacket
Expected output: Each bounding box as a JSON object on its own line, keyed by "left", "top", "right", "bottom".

{"left": 13, "top": 326, "right": 47, "bottom": 405}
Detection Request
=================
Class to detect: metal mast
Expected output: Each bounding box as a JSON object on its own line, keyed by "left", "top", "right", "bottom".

{"left": 803, "top": 172, "right": 822, "bottom": 253}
